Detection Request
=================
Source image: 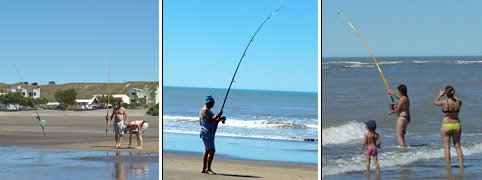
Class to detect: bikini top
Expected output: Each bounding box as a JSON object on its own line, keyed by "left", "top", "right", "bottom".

{"left": 442, "top": 99, "right": 460, "bottom": 113}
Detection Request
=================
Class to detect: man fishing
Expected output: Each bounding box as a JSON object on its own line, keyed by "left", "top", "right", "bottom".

{"left": 108, "top": 100, "right": 128, "bottom": 148}
{"left": 200, "top": 95, "right": 224, "bottom": 175}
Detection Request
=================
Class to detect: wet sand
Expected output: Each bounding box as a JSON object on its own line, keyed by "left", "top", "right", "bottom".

{"left": 0, "top": 109, "right": 159, "bottom": 152}
{"left": 0, "top": 146, "right": 159, "bottom": 180}
{"left": 163, "top": 151, "right": 318, "bottom": 180}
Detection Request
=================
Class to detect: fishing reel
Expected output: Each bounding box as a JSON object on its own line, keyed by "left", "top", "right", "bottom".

{"left": 390, "top": 103, "right": 397, "bottom": 110}
{"left": 220, "top": 116, "right": 226, "bottom": 124}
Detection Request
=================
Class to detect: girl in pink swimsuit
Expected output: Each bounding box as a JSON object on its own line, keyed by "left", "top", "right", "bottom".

{"left": 361, "top": 120, "right": 381, "bottom": 174}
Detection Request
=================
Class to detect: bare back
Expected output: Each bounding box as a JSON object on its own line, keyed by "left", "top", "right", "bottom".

{"left": 365, "top": 132, "right": 379, "bottom": 149}
{"left": 442, "top": 98, "right": 462, "bottom": 124}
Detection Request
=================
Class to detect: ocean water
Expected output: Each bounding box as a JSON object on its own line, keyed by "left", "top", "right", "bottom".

{"left": 322, "top": 56, "right": 482, "bottom": 178}
{"left": 163, "top": 86, "right": 318, "bottom": 164}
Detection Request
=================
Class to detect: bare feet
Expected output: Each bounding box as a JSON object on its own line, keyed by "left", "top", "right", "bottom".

{"left": 207, "top": 170, "right": 216, "bottom": 175}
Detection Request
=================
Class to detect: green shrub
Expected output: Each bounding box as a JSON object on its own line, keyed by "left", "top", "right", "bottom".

{"left": 146, "top": 104, "right": 159, "bottom": 116}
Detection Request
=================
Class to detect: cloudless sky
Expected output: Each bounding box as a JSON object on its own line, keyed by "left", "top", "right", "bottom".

{"left": 163, "top": 0, "right": 318, "bottom": 92}
{"left": 322, "top": 0, "right": 482, "bottom": 57}
{"left": 0, "top": 0, "right": 159, "bottom": 85}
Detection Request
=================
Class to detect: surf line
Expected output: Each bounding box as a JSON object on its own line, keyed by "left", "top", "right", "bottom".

{"left": 337, "top": 11, "right": 396, "bottom": 105}
{"left": 220, "top": 7, "right": 281, "bottom": 123}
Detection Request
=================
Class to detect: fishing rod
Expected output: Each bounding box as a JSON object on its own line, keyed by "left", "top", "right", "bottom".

{"left": 220, "top": 8, "right": 280, "bottom": 122}
{"left": 337, "top": 11, "right": 396, "bottom": 106}
{"left": 105, "top": 57, "right": 111, "bottom": 135}
{"left": 13, "top": 64, "right": 46, "bottom": 136}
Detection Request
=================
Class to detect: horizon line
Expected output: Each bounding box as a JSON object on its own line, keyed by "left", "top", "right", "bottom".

{"left": 163, "top": 85, "right": 317, "bottom": 94}
{"left": 322, "top": 55, "right": 482, "bottom": 58}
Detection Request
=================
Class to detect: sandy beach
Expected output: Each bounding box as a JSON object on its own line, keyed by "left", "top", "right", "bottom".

{"left": 162, "top": 151, "right": 318, "bottom": 180}
{"left": 0, "top": 109, "right": 159, "bottom": 152}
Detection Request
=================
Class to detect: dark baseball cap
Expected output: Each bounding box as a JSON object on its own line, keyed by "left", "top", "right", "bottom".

{"left": 365, "top": 120, "right": 376, "bottom": 130}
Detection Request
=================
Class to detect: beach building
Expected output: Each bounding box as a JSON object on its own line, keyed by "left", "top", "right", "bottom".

{"left": 92, "top": 94, "right": 130, "bottom": 105}
{"left": 154, "top": 86, "right": 159, "bottom": 104}
{"left": 0, "top": 86, "right": 40, "bottom": 110}
{"left": 47, "top": 102, "right": 60, "bottom": 106}
{"left": 113, "top": 94, "right": 130, "bottom": 104}
{"left": 9, "top": 86, "right": 40, "bottom": 99}
{"left": 75, "top": 96, "right": 100, "bottom": 109}
{"left": 129, "top": 88, "right": 145, "bottom": 104}
{"left": 129, "top": 85, "right": 158, "bottom": 104}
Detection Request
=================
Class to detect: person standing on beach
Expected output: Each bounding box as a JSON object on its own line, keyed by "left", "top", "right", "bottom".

{"left": 127, "top": 120, "right": 149, "bottom": 149}
{"left": 361, "top": 120, "right": 381, "bottom": 174}
{"left": 109, "top": 100, "right": 129, "bottom": 148}
{"left": 388, "top": 84, "right": 410, "bottom": 148}
{"left": 200, "top": 95, "right": 223, "bottom": 175}
{"left": 434, "top": 86, "right": 463, "bottom": 168}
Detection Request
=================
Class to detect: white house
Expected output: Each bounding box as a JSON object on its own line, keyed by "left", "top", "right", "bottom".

{"left": 129, "top": 85, "right": 158, "bottom": 104}
{"left": 47, "top": 102, "right": 60, "bottom": 106}
{"left": 76, "top": 96, "right": 100, "bottom": 109}
{"left": 9, "top": 86, "right": 40, "bottom": 99}
{"left": 112, "top": 94, "right": 130, "bottom": 104}
{"left": 92, "top": 94, "right": 130, "bottom": 105}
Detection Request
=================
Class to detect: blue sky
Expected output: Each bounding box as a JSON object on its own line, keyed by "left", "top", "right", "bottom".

{"left": 163, "top": 0, "right": 318, "bottom": 92}
{"left": 322, "top": 0, "right": 482, "bottom": 57}
{"left": 0, "top": 0, "right": 159, "bottom": 85}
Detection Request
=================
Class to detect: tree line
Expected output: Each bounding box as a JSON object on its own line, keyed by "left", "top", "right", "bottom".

{"left": 0, "top": 92, "right": 48, "bottom": 110}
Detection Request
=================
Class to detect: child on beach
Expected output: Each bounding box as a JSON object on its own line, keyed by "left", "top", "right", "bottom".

{"left": 361, "top": 120, "right": 381, "bottom": 174}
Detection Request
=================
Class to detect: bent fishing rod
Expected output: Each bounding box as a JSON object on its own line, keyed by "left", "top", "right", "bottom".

{"left": 105, "top": 57, "right": 111, "bottom": 135}
{"left": 337, "top": 11, "right": 396, "bottom": 106}
{"left": 220, "top": 8, "right": 280, "bottom": 122}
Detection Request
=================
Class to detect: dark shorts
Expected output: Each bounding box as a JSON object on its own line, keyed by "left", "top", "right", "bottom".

{"left": 202, "top": 137, "right": 215, "bottom": 151}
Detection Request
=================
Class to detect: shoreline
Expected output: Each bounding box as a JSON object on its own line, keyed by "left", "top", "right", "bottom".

{"left": 163, "top": 151, "right": 318, "bottom": 180}
{"left": 164, "top": 149, "right": 318, "bottom": 165}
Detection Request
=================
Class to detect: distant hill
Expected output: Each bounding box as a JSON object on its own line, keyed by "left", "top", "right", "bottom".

{"left": 0, "top": 81, "right": 159, "bottom": 102}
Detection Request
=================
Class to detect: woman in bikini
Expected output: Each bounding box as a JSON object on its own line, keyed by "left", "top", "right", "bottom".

{"left": 388, "top": 84, "right": 410, "bottom": 148}
{"left": 126, "top": 120, "right": 149, "bottom": 149}
{"left": 434, "top": 86, "right": 463, "bottom": 168}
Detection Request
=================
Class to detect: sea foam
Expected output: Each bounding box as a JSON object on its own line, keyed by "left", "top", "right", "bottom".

{"left": 322, "top": 121, "right": 365, "bottom": 146}
{"left": 163, "top": 115, "right": 317, "bottom": 130}
{"left": 322, "top": 143, "right": 482, "bottom": 177}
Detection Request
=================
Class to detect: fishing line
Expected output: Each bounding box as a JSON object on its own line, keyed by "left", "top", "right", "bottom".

{"left": 13, "top": 64, "right": 46, "bottom": 136}
{"left": 220, "top": 8, "right": 281, "bottom": 116}
{"left": 337, "top": 11, "right": 395, "bottom": 105}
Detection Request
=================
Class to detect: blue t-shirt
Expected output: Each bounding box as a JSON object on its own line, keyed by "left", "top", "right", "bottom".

{"left": 200, "top": 108, "right": 218, "bottom": 139}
